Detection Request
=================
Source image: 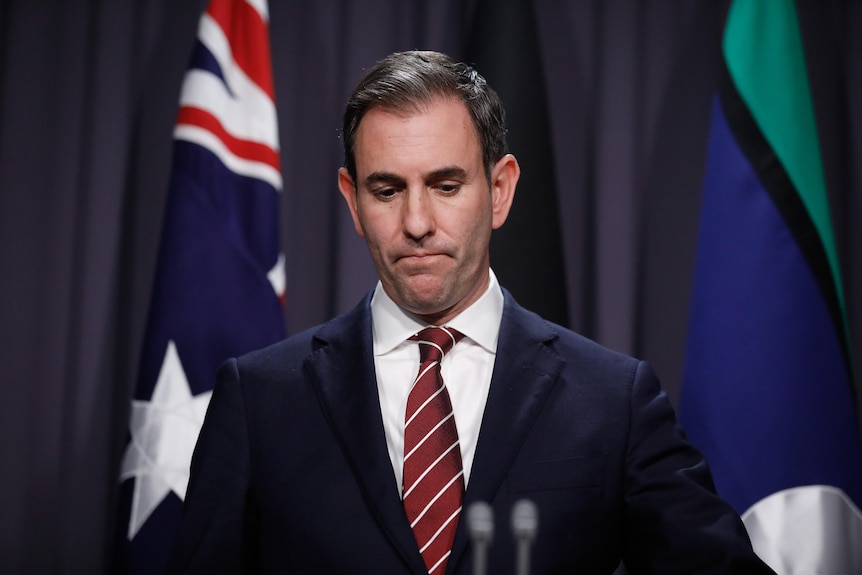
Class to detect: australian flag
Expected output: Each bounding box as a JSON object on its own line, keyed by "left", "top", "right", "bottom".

{"left": 115, "top": 1, "right": 285, "bottom": 573}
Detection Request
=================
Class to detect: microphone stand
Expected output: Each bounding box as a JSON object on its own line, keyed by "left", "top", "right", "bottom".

{"left": 467, "top": 501, "right": 494, "bottom": 575}
{"left": 511, "top": 499, "right": 538, "bottom": 575}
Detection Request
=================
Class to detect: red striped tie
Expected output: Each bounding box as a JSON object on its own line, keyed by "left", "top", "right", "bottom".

{"left": 403, "top": 326, "right": 465, "bottom": 574}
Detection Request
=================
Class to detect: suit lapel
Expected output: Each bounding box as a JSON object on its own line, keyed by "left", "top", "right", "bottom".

{"left": 304, "top": 293, "right": 426, "bottom": 574}
{"left": 448, "top": 292, "right": 565, "bottom": 572}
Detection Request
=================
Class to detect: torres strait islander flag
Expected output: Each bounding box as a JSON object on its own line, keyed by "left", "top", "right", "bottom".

{"left": 116, "top": 0, "right": 285, "bottom": 572}
{"left": 680, "top": 1, "right": 862, "bottom": 573}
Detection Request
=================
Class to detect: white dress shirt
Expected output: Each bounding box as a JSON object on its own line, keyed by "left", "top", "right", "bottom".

{"left": 371, "top": 269, "right": 503, "bottom": 494}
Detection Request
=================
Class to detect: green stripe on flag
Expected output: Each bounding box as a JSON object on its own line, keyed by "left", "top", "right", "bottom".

{"left": 722, "top": 0, "right": 851, "bottom": 352}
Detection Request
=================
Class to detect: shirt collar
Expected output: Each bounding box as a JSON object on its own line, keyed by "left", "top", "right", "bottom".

{"left": 371, "top": 269, "right": 504, "bottom": 355}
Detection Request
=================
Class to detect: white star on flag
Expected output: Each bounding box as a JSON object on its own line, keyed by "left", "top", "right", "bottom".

{"left": 120, "top": 340, "right": 212, "bottom": 539}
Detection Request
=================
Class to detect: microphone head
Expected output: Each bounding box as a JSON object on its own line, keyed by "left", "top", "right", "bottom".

{"left": 467, "top": 501, "right": 494, "bottom": 544}
{"left": 511, "top": 499, "right": 538, "bottom": 541}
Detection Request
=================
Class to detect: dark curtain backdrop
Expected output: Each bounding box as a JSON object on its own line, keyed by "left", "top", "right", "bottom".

{"left": 1, "top": 0, "right": 860, "bottom": 572}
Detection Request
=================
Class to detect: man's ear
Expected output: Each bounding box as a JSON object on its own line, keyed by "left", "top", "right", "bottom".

{"left": 337, "top": 167, "right": 365, "bottom": 237}
{"left": 490, "top": 154, "right": 520, "bottom": 229}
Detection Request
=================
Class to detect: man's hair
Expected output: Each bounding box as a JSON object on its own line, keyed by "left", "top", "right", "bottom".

{"left": 342, "top": 50, "right": 508, "bottom": 183}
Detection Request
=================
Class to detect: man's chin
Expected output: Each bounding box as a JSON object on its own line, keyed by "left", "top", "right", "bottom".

{"left": 390, "top": 282, "right": 449, "bottom": 316}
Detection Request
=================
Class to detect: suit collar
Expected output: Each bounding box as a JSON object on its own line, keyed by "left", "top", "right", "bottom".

{"left": 305, "top": 293, "right": 427, "bottom": 574}
{"left": 448, "top": 289, "right": 565, "bottom": 573}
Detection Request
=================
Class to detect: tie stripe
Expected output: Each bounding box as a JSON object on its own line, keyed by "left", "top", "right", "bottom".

{"left": 404, "top": 375, "right": 446, "bottom": 428}
{"left": 419, "top": 507, "right": 462, "bottom": 553}
{"left": 404, "top": 412, "right": 456, "bottom": 461}
{"left": 409, "top": 471, "right": 465, "bottom": 528}
{"left": 427, "top": 550, "right": 453, "bottom": 575}
{"left": 403, "top": 326, "right": 465, "bottom": 574}
{"left": 403, "top": 440, "right": 460, "bottom": 498}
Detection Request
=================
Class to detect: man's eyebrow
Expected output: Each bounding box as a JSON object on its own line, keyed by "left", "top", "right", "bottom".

{"left": 363, "top": 166, "right": 469, "bottom": 187}
{"left": 427, "top": 166, "right": 468, "bottom": 181}
{"left": 364, "top": 172, "right": 405, "bottom": 187}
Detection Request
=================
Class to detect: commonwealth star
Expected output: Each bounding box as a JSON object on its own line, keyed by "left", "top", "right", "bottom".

{"left": 120, "top": 340, "right": 212, "bottom": 539}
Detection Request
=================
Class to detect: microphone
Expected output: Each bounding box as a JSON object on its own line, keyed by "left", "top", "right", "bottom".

{"left": 511, "top": 499, "right": 538, "bottom": 575}
{"left": 467, "top": 501, "right": 494, "bottom": 575}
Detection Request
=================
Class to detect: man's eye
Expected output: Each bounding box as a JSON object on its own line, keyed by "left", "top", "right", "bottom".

{"left": 373, "top": 188, "right": 398, "bottom": 199}
{"left": 438, "top": 183, "right": 461, "bottom": 195}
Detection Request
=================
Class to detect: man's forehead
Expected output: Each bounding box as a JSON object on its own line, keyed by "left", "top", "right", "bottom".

{"left": 356, "top": 97, "right": 476, "bottom": 140}
{"left": 353, "top": 100, "right": 481, "bottom": 174}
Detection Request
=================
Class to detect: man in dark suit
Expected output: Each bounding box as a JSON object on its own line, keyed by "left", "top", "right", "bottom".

{"left": 166, "top": 50, "right": 774, "bottom": 574}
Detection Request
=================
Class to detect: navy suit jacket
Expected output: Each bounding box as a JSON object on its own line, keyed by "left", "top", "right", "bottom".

{"left": 166, "top": 290, "right": 773, "bottom": 574}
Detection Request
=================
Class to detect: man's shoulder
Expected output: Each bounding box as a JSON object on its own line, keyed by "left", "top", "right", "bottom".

{"left": 239, "top": 323, "right": 318, "bottom": 363}
{"left": 236, "top": 291, "right": 373, "bottom": 368}
{"left": 501, "top": 291, "right": 642, "bottom": 374}
{"left": 501, "top": 293, "right": 639, "bottom": 362}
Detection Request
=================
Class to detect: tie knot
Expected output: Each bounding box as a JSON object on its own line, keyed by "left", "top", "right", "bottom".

{"left": 411, "top": 326, "right": 463, "bottom": 363}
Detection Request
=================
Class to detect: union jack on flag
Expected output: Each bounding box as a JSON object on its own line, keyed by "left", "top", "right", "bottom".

{"left": 115, "top": 1, "right": 285, "bottom": 573}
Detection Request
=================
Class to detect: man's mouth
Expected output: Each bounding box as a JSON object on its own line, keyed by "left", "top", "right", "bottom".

{"left": 396, "top": 252, "right": 448, "bottom": 268}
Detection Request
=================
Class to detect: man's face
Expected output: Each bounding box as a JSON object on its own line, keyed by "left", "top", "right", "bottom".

{"left": 338, "top": 98, "right": 518, "bottom": 325}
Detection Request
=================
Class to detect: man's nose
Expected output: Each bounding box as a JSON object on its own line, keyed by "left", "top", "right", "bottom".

{"left": 402, "top": 188, "right": 435, "bottom": 241}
